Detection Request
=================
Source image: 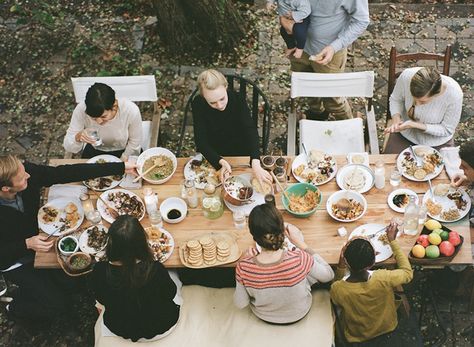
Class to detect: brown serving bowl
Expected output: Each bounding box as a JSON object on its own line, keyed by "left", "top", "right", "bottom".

{"left": 66, "top": 252, "right": 92, "bottom": 274}
{"left": 223, "top": 176, "right": 254, "bottom": 206}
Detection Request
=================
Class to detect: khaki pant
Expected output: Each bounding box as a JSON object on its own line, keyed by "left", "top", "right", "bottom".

{"left": 290, "top": 49, "right": 353, "bottom": 120}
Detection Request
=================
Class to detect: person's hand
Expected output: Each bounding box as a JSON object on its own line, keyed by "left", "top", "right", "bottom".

{"left": 251, "top": 159, "right": 272, "bottom": 188}
{"left": 285, "top": 223, "right": 307, "bottom": 250}
{"left": 384, "top": 121, "right": 403, "bottom": 134}
{"left": 219, "top": 159, "right": 232, "bottom": 183}
{"left": 26, "top": 235, "right": 54, "bottom": 252}
{"left": 124, "top": 161, "right": 138, "bottom": 176}
{"left": 279, "top": 16, "right": 294, "bottom": 34}
{"left": 75, "top": 130, "right": 97, "bottom": 144}
{"left": 451, "top": 173, "right": 467, "bottom": 187}
{"left": 245, "top": 247, "right": 259, "bottom": 257}
{"left": 386, "top": 222, "right": 399, "bottom": 242}
{"left": 313, "top": 46, "right": 335, "bottom": 65}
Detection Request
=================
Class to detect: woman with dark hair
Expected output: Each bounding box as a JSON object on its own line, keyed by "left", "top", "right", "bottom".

{"left": 330, "top": 222, "right": 413, "bottom": 344}
{"left": 91, "top": 215, "right": 181, "bottom": 342}
{"left": 234, "top": 203, "right": 333, "bottom": 324}
{"left": 63, "top": 83, "right": 143, "bottom": 160}
{"left": 384, "top": 67, "right": 463, "bottom": 154}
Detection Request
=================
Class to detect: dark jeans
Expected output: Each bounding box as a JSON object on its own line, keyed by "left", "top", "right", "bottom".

{"left": 3, "top": 262, "right": 74, "bottom": 323}
{"left": 178, "top": 268, "right": 235, "bottom": 288}
{"left": 280, "top": 16, "right": 310, "bottom": 49}
{"left": 81, "top": 144, "right": 125, "bottom": 159}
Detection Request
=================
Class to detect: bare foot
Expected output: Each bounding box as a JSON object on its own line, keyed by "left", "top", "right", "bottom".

{"left": 285, "top": 48, "right": 296, "bottom": 57}
{"left": 293, "top": 48, "right": 303, "bottom": 59}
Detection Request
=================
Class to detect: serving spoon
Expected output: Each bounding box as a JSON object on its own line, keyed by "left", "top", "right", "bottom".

{"left": 133, "top": 157, "right": 166, "bottom": 183}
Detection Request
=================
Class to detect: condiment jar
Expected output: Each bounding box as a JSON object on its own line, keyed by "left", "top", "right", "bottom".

{"left": 183, "top": 179, "right": 199, "bottom": 208}
{"left": 80, "top": 193, "right": 94, "bottom": 214}
{"left": 143, "top": 187, "right": 159, "bottom": 214}
{"left": 202, "top": 183, "right": 224, "bottom": 219}
{"left": 374, "top": 160, "right": 385, "bottom": 189}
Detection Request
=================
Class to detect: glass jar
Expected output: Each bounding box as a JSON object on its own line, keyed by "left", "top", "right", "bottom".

{"left": 80, "top": 193, "right": 94, "bottom": 215}
{"left": 143, "top": 187, "right": 159, "bottom": 214}
{"left": 403, "top": 196, "right": 419, "bottom": 236}
{"left": 374, "top": 160, "right": 385, "bottom": 189}
{"left": 183, "top": 179, "right": 199, "bottom": 208}
{"left": 202, "top": 183, "right": 224, "bottom": 219}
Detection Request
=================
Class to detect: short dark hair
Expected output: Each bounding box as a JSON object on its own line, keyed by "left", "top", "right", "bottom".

{"left": 460, "top": 140, "right": 474, "bottom": 169}
{"left": 248, "top": 203, "right": 285, "bottom": 251}
{"left": 85, "top": 83, "right": 116, "bottom": 118}
{"left": 343, "top": 238, "right": 375, "bottom": 272}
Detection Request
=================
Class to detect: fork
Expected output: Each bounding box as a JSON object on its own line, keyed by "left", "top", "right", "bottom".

{"left": 366, "top": 227, "right": 387, "bottom": 239}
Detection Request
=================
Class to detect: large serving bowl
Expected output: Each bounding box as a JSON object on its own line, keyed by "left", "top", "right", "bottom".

{"left": 281, "top": 183, "right": 321, "bottom": 218}
{"left": 136, "top": 147, "right": 177, "bottom": 184}
{"left": 223, "top": 175, "right": 254, "bottom": 206}
{"left": 326, "top": 190, "right": 367, "bottom": 223}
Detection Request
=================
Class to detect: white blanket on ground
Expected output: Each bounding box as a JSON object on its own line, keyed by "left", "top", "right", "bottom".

{"left": 94, "top": 286, "right": 334, "bottom": 347}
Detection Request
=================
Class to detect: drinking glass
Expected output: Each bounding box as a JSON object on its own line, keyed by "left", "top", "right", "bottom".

{"left": 86, "top": 128, "right": 103, "bottom": 146}
{"left": 418, "top": 205, "right": 428, "bottom": 225}
{"left": 233, "top": 210, "right": 246, "bottom": 229}
{"left": 86, "top": 210, "right": 101, "bottom": 224}
{"left": 149, "top": 210, "right": 163, "bottom": 229}
{"left": 390, "top": 169, "right": 401, "bottom": 187}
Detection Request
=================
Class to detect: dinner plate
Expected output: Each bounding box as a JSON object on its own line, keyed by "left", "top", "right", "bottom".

{"left": 422, "top": 187, "right": 471, "bottom": 223}
{"left": 183, "top": 153, "right": 219, "bottom": 189}
{"left": 349, "top": 224, "right": 393, "bottom": 263}
{"left": 223, "top": 173, "right": 265, "bottom": 216}
{"left": 79, "top": 224, "right": 108, "bottom": 254}
{"left": 145, "top": 227, "right": 174, "bottom": 263}
{"left": 396, "top": 145, "right": 444, "bottom": 182}
{"left": 291, "top": 153, "right": 337, "bottom": 186}
{"left": 387, "top": 188, "right": 419, "bottom": 213}
{"left": 38, "top": 198, "right": 84, "bottom": 236}
{"left": 97, "top": 188, "right": 145, "bottom": 223}
{"left": 83, "top": 154, "right": 123, "bottom": 191}
{"left": 336, "top": 164, "right": 374, "bottom": 194}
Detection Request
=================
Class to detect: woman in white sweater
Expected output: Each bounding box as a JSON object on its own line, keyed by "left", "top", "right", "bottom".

{"left": 63, "top": 83, "right": 143, "bottom": 161}
{"left": 384, "top": 67, "right": 463, "bottom": 154}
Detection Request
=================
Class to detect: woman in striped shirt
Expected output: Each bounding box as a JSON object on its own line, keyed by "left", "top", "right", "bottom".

{"left": 234, "top": 204, "right": 334, "bottom": 324}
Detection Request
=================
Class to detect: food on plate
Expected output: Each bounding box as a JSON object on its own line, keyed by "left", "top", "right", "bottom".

{"left": 60, "top": 237, "right": 78, "bottom": 252}
{"left": 377, "top": 233, "right": 390, "bottom": 246}
{"left": 216, "top": 241, "right": 230, "bottom": 262}
{"left": 424, "top": 219, "right": 442, "bottom": 231}
{"left": 413, "top": 168, "right": 427, "bottom": 180}
{"left": 86, "top": 226, "right": 108, "bottom": 251}
{"left": 288, "top": 189, "right": 320, "bottom": 213}
{"left": 185, "top": 239, "right": 203, "bottom": 266}
{"left": 426, "top": 199, "right": 442, "bottom": 215}
{"left": 184, "top": 236, "right": 231, "bottom": 266}
{"left": 414, "top": 147, "right": 431, "bottom": 157}
{"left": 447, "top": 190, "right": 467, "bottom": 210}
{"left": 65, "top": 202, "right": 77, "bottom": 214}
{"left": 331, "top": 199, "right": 364, "bottom": 220}
{"left": 224, "top": 177, "right": 253, "bottom": 201}
{"left": 351, "top": 154, "right": 365, "bottom": 164}
{"left": 400, "top": 149, "right": 443, "bottom": 179}
{"left": 343, "top": 168, "right": 366, "bottom": 191}
{"left": 143, "top": 155, "right": 174, "bottom": 181}
{"left": 251, "top": 177, "right": 272, "bottom": 195}
{"left": 392, "top": 193, "right": 411, "bottom": 208}
{"left": 146, "top": 228, "right": 173, "bottom": 262}
{"left": 200, "top": 236, "right": 217, "bottom": 266}
{"left": 434, "top": 184, "right": 450, "bottom": 196}
{"left": 85, "top": 176, "right": 122, "bottom": 190}
{"left": 107, "top": 191, "right": 144, "bottom": 219}
{"left": 189, "top": 157, "right": 219, "bottom": 186}
{"left": 440, "top": 208, "right": 460, "bottom": 221}
{"left": 40, "top": 206, "right": 59, "bottom": 223}
{"left": 294, "top": 151, "right": 335, "bottom": 185}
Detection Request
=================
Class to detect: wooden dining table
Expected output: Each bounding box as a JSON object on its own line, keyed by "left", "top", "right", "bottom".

{"left": 34, "top": 155, "right": 472, "bottom": 269}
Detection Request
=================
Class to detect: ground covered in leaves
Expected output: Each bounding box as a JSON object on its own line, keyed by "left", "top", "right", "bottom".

{"left": 0, "top": 1, "right": 473, "bottom": 346}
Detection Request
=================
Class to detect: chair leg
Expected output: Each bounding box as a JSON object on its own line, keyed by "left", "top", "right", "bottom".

{"left": 395, "top": 285, "right": 411, "bottom": 318}
{"left": 287, "top": 112, "right": 297, "bottom": 156}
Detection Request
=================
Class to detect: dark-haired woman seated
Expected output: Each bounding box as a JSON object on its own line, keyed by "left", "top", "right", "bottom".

{"left": 91, "top": 216, "right": 181, "bottom": 342}
{"left": 63, "top": 83, "right": 143, "bottom": 161}
{"left": 234, "top": 204, "right": 333, "bottom": 324}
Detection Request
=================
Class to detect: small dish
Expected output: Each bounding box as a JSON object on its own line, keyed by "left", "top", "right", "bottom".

{"left": 347, "top": 152, "right": 369, "bottom": 166}
{"left": 58, "top": 235, "right": 79, "bottom": 256}
{"left": 66, "top": 252, "right": 92, "bottom": 273}
{"left": 336, "top": 164, "right": 374, "bottom": 194}
{"left": 387, "top": 188, "right": 419, "bottom": 213}
{"left": 160, "top": 197, "right": 187, "bottom": 224}
{"left": 326, "top": 190, "right": 367, "bottom": 223}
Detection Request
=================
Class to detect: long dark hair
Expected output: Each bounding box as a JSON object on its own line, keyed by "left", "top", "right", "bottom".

{"left": 106, "top": 215, "right": 154, "bottom": 289}
{"left": 248, "top": 203, "right": 285, "bottom": 251}
{"left": 85, "top": 82, "right": 116, "bottom": 117}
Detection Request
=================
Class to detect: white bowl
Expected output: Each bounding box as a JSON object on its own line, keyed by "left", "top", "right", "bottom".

{"left": 58, "top": 235, "right": 79, "bottom": 256}
{"left": 326, "top": 190, "right": 367, "bottom": 223}
{"left": 160, "top": 197, "right": 187, "bottom": 224}
{"left": 136, "top": 147, "right": 177, "bottom": 184}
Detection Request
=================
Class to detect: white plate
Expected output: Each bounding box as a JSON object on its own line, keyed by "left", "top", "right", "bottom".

{"left": 146, "top": 227, "right": 174, "bottom": 263}
{"left": 83, "top": 154, "right": 123, "bottom": 191}
{"left": 291, "top": 153, "right": 337, "bottom": 186}
{"left": 349, "top": 224, "right": 393, "bottom": 263}
{"left": 396, "top": 145, "right": 444, "bottom": 182}
{"left": 136, "top": 147, "right": 177, "bottom": 185}
{"left": 97, "top": 188, "right": 145, "bottom": 223}
{"left": 38, "top": 198, "right": 84, "bottom": 235}
{"left": 256, "top": 237, "right": 297, "bottom": 253}
{"left": 326, "top": 190, "right": 367, "bottom": 223}
{"left": 347, "top": 152, "right": 369, "bottom": 166}
{"left": 336, "top": 164, "right": 374, "bottom": 194}
{"left": 79, "top": 224, "right": 108, "bottom": 254}
{"left": 223, "top": 173, "right": 265, "bottom": 216}
{"left": 183, "top": 154, "right": 218, "bottom": 190}
{"left": 387, "top": 189, "right": 419, "bottom": 213}
{"left": 422, "top": 187, "right": 471, "bottom": 223}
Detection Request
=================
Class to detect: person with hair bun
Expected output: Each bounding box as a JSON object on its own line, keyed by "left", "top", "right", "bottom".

{"left": 63, "top": 82, "right": 143, "bottom": 160}
{"left": 330, "top": 222, "right": 413, "bottom": 344}
{"left": 234, "top": 203, "right": 333, "bottom": 324}
{"left": 192, "top": 69, "right": 272, "bottom": 187}
{"left": 384, "top": 67, "right": 463, "bottom": 154}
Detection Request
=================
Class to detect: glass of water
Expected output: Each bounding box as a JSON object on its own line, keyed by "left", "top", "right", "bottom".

{"left": 86, "top": 127, "right": 103, "bottom": 146}
{"left": 233, "top": 210, "right": 246, "bottom": 229}
{"left": 390, "top": 169, "right": 402, "bottom": 187}
{"left": 86, "top": 210, "right": 102, "bottom": 224}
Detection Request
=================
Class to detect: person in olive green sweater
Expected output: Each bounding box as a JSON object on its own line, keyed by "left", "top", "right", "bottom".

{"left": 330, "top": 222, "right": 413, "bottom": 345}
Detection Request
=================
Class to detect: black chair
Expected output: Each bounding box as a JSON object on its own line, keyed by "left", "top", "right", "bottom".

{"left": 176, "top": 74, "right": 271, "bottom": 157}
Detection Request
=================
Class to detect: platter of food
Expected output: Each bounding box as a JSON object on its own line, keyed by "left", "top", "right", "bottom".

{"left": 136, "top": 147, "right": 177, "bottom": 184}
{"left": 83, "top": 155, "right": 123, "bottom": 191}
{"left": 38, "top": 198, "right": 84, "bottom": 235}
{"left": 326, "top": 190, "right": 367, "bottom": 222}
{"left": 349, "top": 224, "right": 393, "bottom": 263}
{"left": 97, "top": 188, "right": 145, "bottom": 223}
{"left": 183, "top": 153, "right": 219, "bottom": 189}
{"left": 292, "top": 150, "right": 337, "bottom": 186}
{"left": 223, "top": 173, "right": 265, "bottom": 216}
{"left": 336, "top": 164, "right": 374, "bottom": 193}
{"left": 79, "top": 225, "right": 108, "bottom": 254}
{"left": 422, "top": 184, "right": 471, "bottom": 223}
{"left": 396, "top": 145, "right": 444, "bottom": 182}
{"left": 387, "top": 188, "right": 419, "bottom": 213}
{"left": 179, "top": 233, "right": 241, "bottom": 268}
{"left": 145, "top": 226, "right": 174, "bottom": 263}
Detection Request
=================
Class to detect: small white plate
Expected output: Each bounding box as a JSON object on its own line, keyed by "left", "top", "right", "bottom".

{"left": 396, "top": 145, "right": 444, "bottom": 182}
{"left": 336, "top": 164, "right": 374, "bottom": 194}
{"left": 83, "top": 154, "right": 123, "bottom": 191}
{"left": 97, "top": 188, "right": 145, "bottom": 223}
{"left": 347, "top": 152, "right": 369, "bottom": 166}
{"left": 146, "top": 227, "right": 175, "bottom": 263}
{"left": 223, "top": 173, "right": 265, "bottom": 216}
{"left": 79, "top": 224, "right": 108, "bottom": 254}
{"left": 38, "top": 198, "right": 84, "bottom": 235}
{"left": 349, "top": 224, "right": 393, "bottom": 263}
{"left": 422, "top": 188, "right": 471, "bottom": 223}
{"left": 183, "top": 154, "right": 218, "bottom": 190}
{"left": 387, "top": 189, "right": 419, "bottom": 213}
{"left": 291, "top": 153, "right": 337, "bottom": 186}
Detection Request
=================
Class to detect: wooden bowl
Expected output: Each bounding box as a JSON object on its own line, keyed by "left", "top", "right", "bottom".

{"left": 66, "top": 252, "right": 92, "bottom": 274}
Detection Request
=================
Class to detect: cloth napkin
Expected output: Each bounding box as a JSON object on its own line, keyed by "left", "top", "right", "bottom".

{"left": 47, "top": 184, "right": 88, "bottom": 201}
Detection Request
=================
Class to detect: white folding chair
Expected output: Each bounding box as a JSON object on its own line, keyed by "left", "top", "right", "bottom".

{"left": 287, "top": 71, "right": 379, "bottom": 156}
{"left": 65, "top": 75, "right": 161, "bottom": 158}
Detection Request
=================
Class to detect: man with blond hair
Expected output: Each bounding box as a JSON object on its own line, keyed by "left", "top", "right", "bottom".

{"left": 0, "top": 154, "right": 135, "bottom": 326}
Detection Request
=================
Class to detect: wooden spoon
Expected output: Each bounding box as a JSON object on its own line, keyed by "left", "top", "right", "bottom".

{"left": 270, "top": 171, "right": 291, "bottom": 202}
{"left": 133, "top": 157, "right": 166, "bottom": 183}
{"left": 93, "top": 192, "right": 119, "bottom": 219}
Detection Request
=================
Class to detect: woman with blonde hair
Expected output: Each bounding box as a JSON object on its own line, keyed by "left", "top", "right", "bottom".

{"left": 384, "top": 67, "right": 463, "bottom": 154}
{"left": 192, "top": 69, "right": 272, "bottom": 186}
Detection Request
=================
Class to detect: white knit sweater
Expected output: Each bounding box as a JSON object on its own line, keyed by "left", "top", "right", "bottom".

{"left": 389, "top": 67, "right": 463, "bottom": 147}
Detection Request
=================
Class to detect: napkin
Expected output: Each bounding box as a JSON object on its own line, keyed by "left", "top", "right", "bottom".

{"left": 47, "top": 184, "right": 88, "bottom": 201}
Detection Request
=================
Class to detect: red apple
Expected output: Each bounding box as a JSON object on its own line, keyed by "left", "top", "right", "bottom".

{"left": 416, "top": 234, "right": 429, "bottom": 248}
{"left": 439, "top": 241, "right": 455, "bottom": 257}
{"left": 448, "top": 231, "right": 461, "bottom": 246}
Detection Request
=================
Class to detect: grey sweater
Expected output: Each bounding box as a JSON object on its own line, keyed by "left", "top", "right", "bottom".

{"left": 269, "top": 0, "right": 311, "bottom": 22}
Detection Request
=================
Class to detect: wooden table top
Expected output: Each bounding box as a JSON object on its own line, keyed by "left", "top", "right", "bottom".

{"left": 34, "top": 155, "right": 472, "bottom": 269}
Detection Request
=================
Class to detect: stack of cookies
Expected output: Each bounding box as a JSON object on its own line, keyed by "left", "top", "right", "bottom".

{"left": 185, "top": 240, "right": 203, "bottom": 266}
{"left": 216, "top": 241, "right": 230, "bottom": 262}
{"left": 200, "top": 236, "right": 217, "bottom": 265}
